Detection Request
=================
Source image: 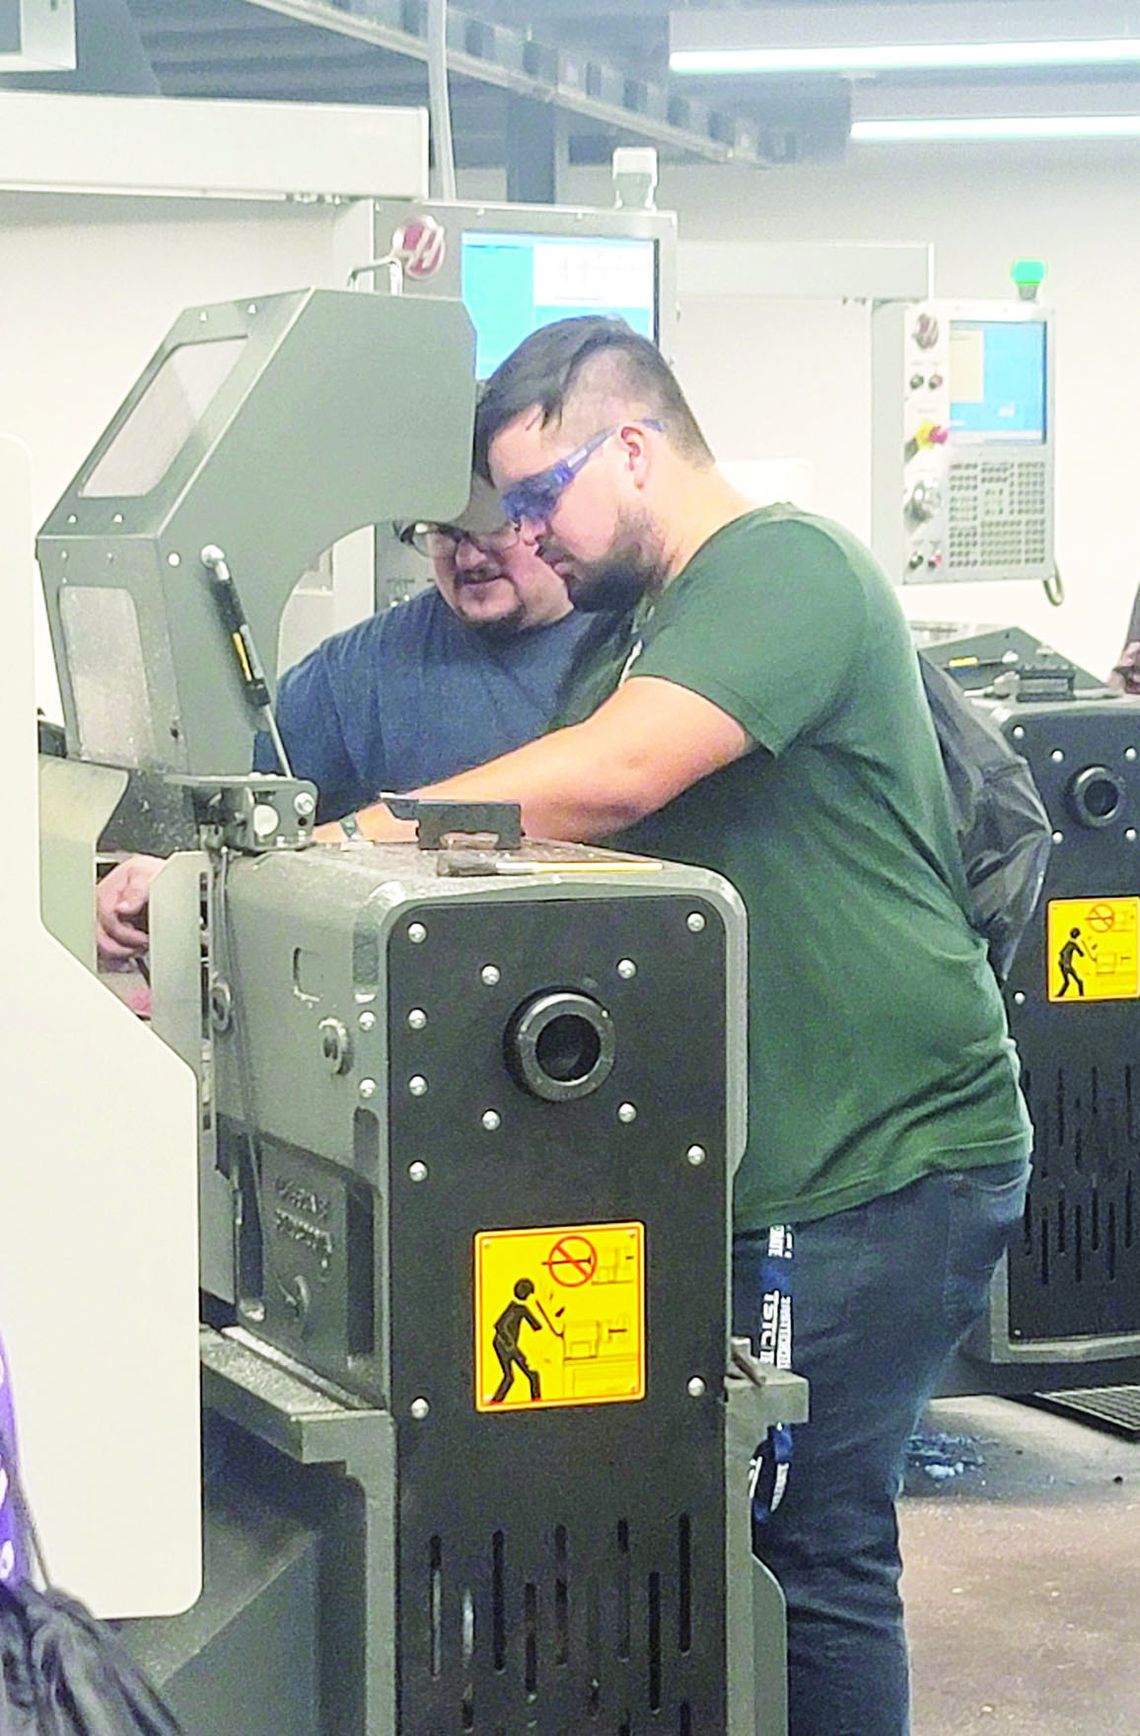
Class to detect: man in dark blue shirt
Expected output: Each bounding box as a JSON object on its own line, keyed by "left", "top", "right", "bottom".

{"left": 255, "top": 477, "right": 603, "bottom": 824}
{"left": 97, "top": 478, "right": 617, "bottom": 959}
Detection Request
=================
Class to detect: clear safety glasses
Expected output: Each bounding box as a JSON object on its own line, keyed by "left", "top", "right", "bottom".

{"left": 500, "top": 420, "right": 663, "bottom": 527}
{"left": 406, "top": 522, "right": 521, "bottom": 560}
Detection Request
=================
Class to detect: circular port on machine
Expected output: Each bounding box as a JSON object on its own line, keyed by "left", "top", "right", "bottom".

{"left": 1069, "top": 765, "right": 1124, "bottom": 829}
{"left": 505, "top": 991, "right": 616, "bottom": 1102}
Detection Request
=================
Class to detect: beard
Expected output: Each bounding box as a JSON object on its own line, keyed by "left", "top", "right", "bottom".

{"left": 449, "top": 571, "right": 528, "bottom": 640}
{"left": 460, "top": 598, "right": 528, "bottom": 640}
{"left": 541, "top": 508, "right": 667, "bottom": 615}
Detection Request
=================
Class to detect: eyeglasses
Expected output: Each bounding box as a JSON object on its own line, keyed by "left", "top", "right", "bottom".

{"left": 406, "top": 522, "right": 521, "bottom": 560}
{"left": 500, "top": 420, "right": 664, "bottom": 528}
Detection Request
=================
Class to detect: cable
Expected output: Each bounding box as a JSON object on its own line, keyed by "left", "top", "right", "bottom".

{"left": 1043, "top": 562, "right": 1065, "bottom": 608}
{"left": 216, "top": 848, "right": 266, "bottom": 1307}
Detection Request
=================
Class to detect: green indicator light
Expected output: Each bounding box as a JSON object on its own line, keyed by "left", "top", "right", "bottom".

{"left": 1011, "top": 258, "right": 1047, "bottom": 287}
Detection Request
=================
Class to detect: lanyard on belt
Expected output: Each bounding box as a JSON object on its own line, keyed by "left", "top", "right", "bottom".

{"left": 748, "top": 1225, "right": 795, "bottom": 1524}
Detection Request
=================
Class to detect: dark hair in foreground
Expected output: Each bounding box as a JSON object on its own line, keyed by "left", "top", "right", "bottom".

{"left": 474, "top": 316, "right": 713, "bottom": 477}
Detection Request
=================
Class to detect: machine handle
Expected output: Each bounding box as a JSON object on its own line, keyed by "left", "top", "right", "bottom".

{"left": 200, "top": 544, "right": 293, "bottom": 777}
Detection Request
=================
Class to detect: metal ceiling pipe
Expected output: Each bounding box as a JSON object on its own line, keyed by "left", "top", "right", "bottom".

{"left": 427, "top": 0, "right": 457, "bottom": 199}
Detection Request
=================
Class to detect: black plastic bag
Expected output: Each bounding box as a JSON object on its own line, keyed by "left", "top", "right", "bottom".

{"left": 0, "top": 1582, "right": 183, "bottom": 1736}
{"left": 0, "top": 1402, "right": 182, "bottom": 1736}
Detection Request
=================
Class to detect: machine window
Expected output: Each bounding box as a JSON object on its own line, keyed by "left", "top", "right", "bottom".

{"left": 60, "top": 585, "right": 157, "bottom": 766}
{"left": 80, "top": 337, "right": 247, "bottom": 498}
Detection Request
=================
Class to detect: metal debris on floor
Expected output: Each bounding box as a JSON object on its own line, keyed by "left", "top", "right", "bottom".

{"left": 905, "top": 1430, "right": 985, "bottom": 1487}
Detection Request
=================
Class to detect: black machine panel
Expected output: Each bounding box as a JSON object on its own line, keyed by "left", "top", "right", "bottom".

{"left": 386, "top": 894, "right": 730, "bottom": 1734}
{"left": 1000, "top": 697, "right": 1140, "bottom": 1347}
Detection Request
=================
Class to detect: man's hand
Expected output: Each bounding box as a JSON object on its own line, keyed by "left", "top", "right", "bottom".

{"left": 312, "top": 808, "right": 417, "bottom": 845}
{"left": 1110, "top": 640, "right": 1140, "bottom": 695}
{"left": 96, "top": 855, "right": 164, "bottom": 963}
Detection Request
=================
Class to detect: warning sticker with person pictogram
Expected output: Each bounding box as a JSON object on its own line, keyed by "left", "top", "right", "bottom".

{"left": 1047, "top": 896, "right": 1140, "bottom": 1003}
{"left": 474, "top": 1222, "right": 646, "bottom": 1414}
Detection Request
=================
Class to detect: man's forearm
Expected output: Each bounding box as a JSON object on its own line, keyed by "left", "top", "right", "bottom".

{"left": 329, "top": 677, "right": 751, "bottom": 846}
{"left": 353, "top": 722, "right": 651, "bottom": 844}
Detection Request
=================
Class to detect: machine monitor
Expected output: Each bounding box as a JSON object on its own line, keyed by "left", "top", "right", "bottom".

{"left": 871, "top": 298, "right": 1055, "bottom": 586}
{"left": 460, "top": 230, "right": 658, "bottom": 378}
{"left": 949, "top": 319, "right": 1047, "bottom": 446}
{"left": 371, "top": 198, "right": 677, "bottom": 366}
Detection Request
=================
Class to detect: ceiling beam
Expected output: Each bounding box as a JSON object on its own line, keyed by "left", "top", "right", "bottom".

{"left": 236, "top": 0, "right": 768, "bottom": 165}
{"left": 148, "top": 35, "right": 376, "bottom": 67}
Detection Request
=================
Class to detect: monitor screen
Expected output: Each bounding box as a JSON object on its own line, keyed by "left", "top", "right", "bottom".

{"left": 948, "top": 319, "right": 1047, "bottom": 446}
{"left": 461, "top": 231, "right": 658, "bottom": 379}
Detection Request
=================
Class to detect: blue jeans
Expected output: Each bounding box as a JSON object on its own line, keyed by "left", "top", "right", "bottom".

{"left": 733, "top": 1158, "right": 1031, "bottom": 1736}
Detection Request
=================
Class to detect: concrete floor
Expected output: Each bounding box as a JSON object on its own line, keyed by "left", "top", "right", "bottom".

{"left": 901, "top": 1396, "right": 1140, "bottom": 1735}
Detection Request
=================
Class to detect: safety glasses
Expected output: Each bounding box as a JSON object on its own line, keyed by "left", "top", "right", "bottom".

{"left": 406, "top": 522, "right": 520, "bottom": 560}
{"left": 500, "top": 420, "right": 663, "bottom": 527}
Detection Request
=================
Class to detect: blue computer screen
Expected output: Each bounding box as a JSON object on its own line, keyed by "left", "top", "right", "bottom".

{"left": 461, "top": 231, "right": 658, "bottom": 378}
{"left": 949, "top": 319, "right": 1047, "bottom": 444}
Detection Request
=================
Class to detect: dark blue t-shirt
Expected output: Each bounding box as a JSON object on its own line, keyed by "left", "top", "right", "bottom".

{"left": 255, "top": 588, "right": 607, "bottom": 822}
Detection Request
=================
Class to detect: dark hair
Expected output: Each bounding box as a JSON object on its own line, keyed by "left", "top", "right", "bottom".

{"left": 474, "top": 316, "right": 713, "bottom": 477}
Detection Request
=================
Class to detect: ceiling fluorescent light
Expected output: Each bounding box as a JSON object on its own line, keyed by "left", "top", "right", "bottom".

{"left": 852, "top": 115, "right": 1140, "bottom": 141}
{"left": 673, "top": 41, "right": 1140, "bottom": 76}
{"left": 670, "top": 3, "right": 1140, "bottom": 77}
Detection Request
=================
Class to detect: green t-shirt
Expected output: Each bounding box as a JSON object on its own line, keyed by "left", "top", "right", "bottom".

{"left": 579, "top": 506, "right": 1032, "bottom": 1230}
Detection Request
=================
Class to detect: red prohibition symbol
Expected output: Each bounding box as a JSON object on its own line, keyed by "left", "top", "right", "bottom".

{"left": 544, "top": 1235, "right": 598, "bottom": 1288}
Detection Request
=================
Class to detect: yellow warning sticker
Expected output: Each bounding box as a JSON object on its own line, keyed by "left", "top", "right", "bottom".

{"left": 474, "top": 1222, "right": 646, "bottom": 1414}
{"left": 1047, "top": 896, "right": 1140, "bottom": 1003}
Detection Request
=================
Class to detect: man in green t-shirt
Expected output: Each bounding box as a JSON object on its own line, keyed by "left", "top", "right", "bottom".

{"left": 326, "top": 318, "right": 1032, "bottom": 1736}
